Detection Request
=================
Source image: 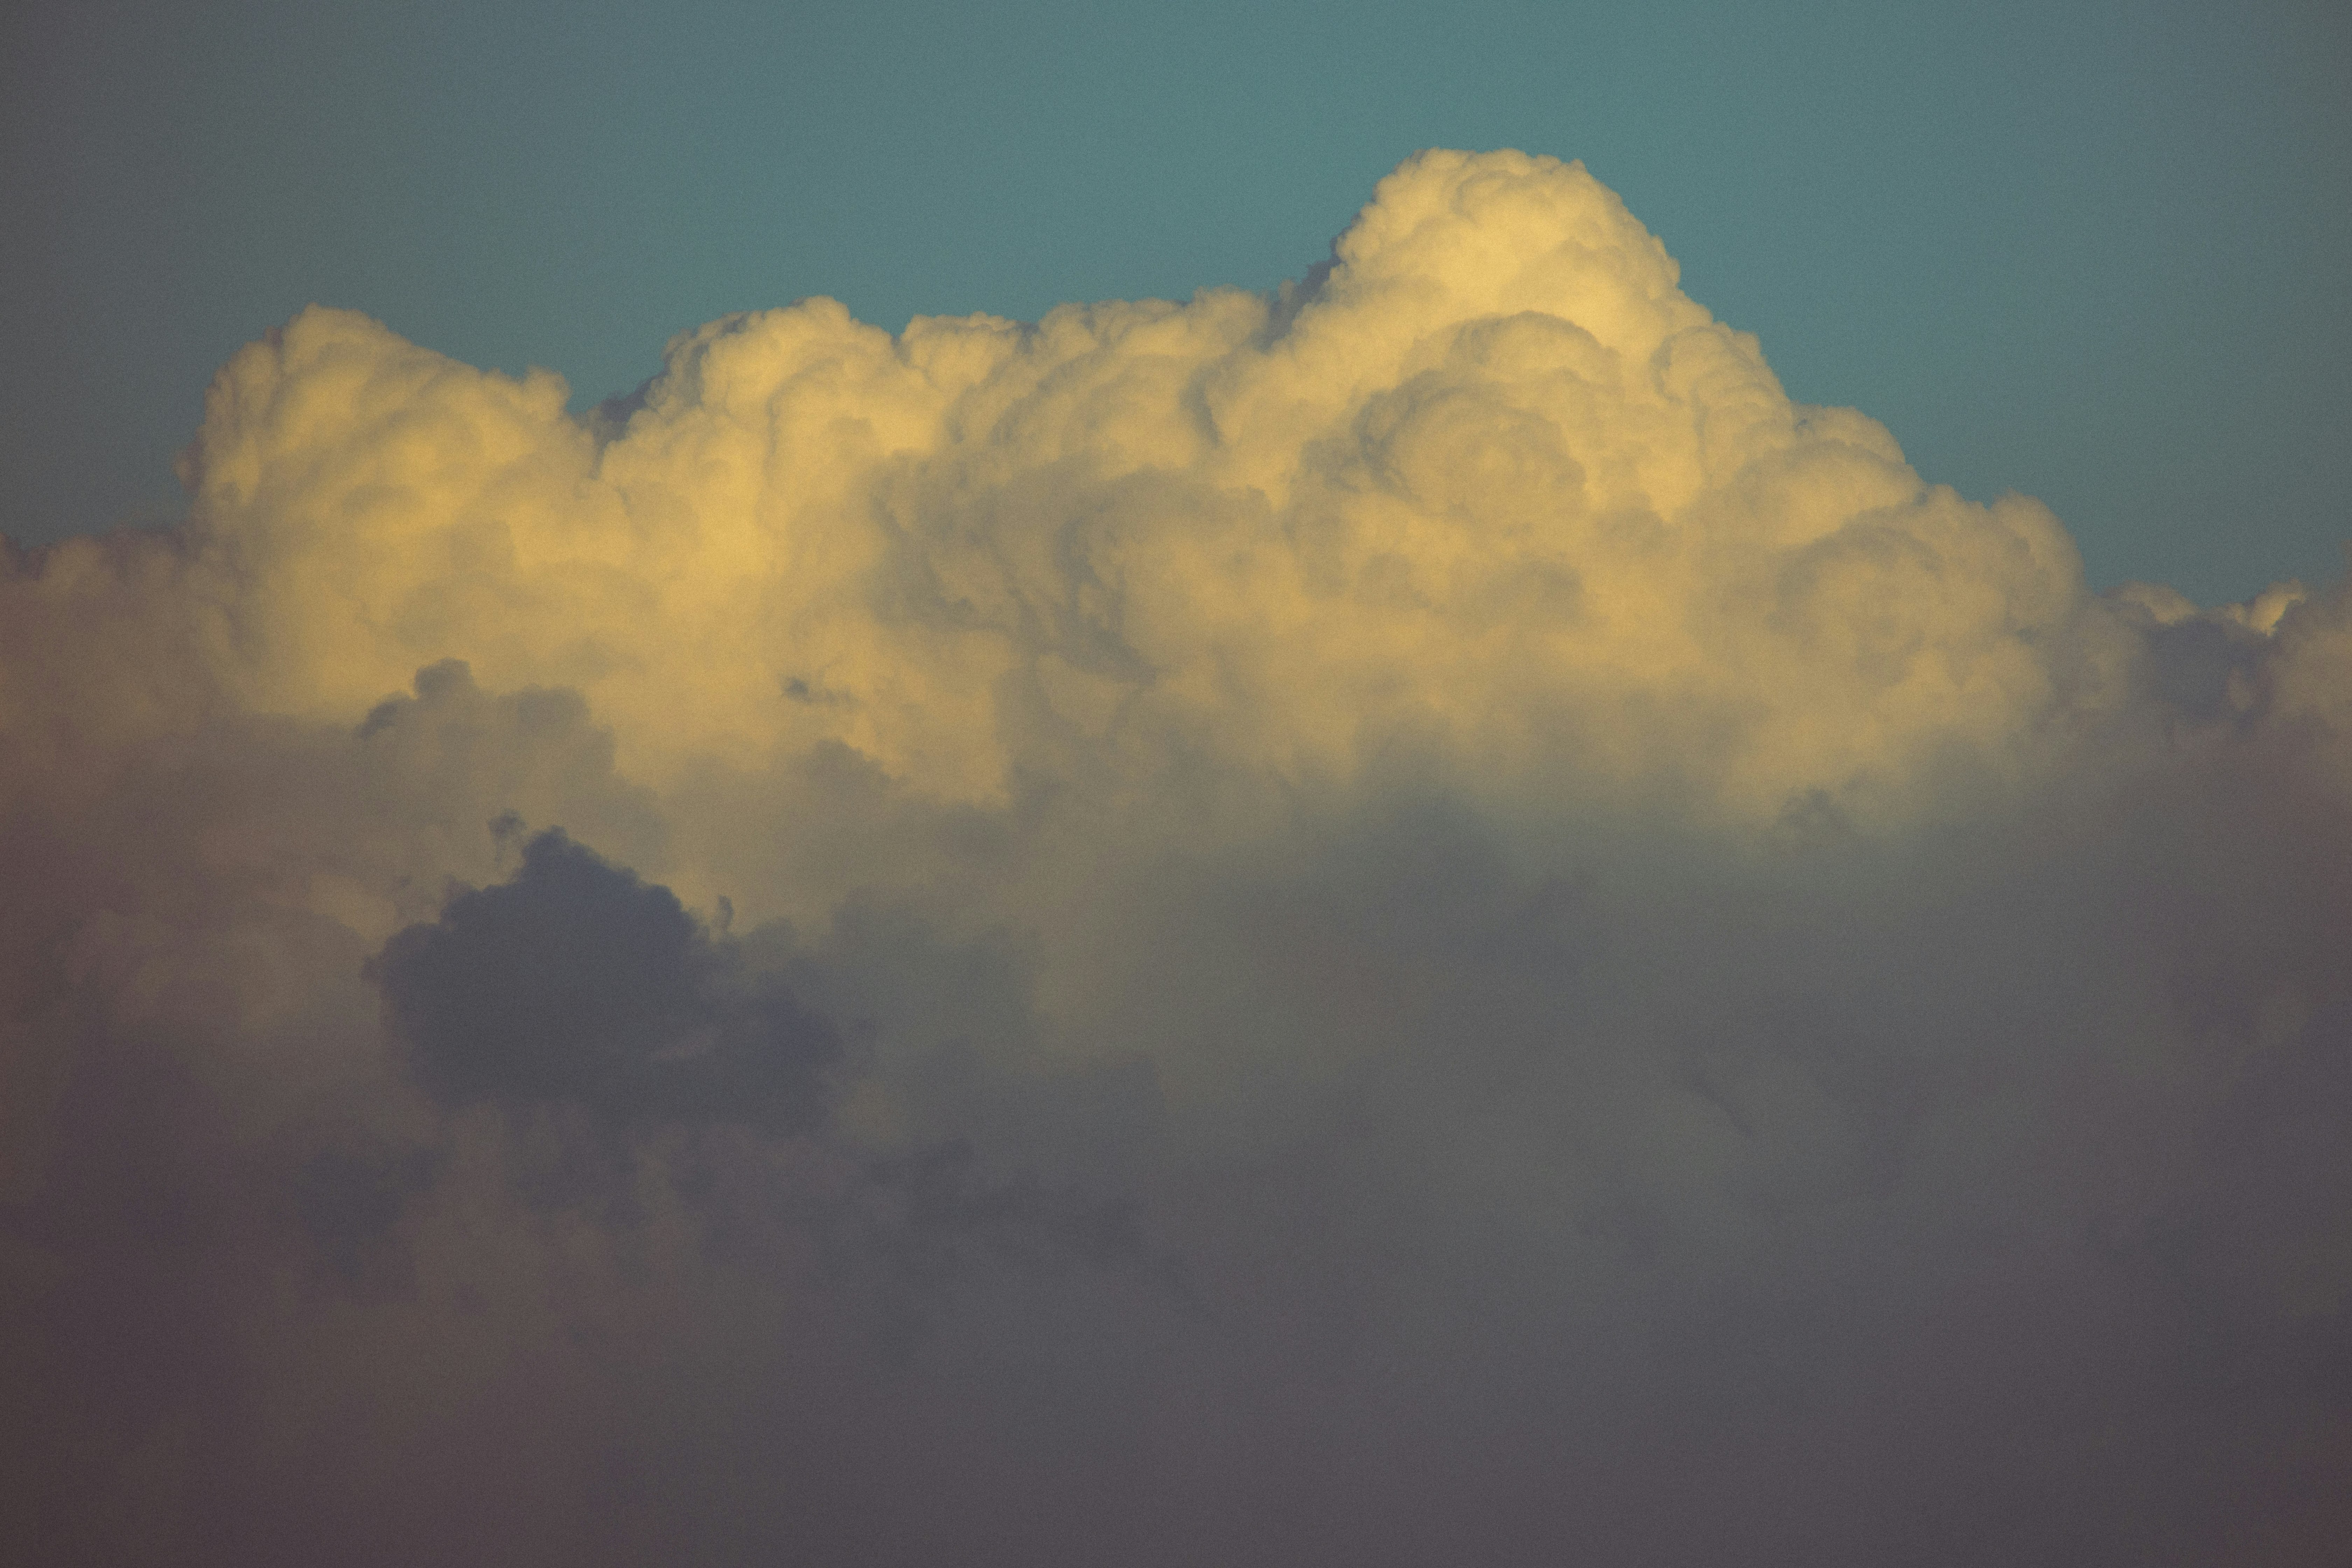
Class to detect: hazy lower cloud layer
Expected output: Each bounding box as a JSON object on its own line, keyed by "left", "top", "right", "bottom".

{"left": 7, "top": 150, "right": 2352, "bottom": 1565}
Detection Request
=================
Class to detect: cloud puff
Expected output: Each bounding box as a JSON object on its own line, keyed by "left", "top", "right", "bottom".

{"left": 5, "top": 149, "right": 2352, "bottom": 1566}
{"left": 143, "top": 148, "right": 2101, "bottom": 831}
{"left": 376, "top": 821, "right": 838, "bottom": 1129}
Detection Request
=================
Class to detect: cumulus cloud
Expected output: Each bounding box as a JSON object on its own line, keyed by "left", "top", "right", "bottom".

{"left": 5, "top": 149, "right": 2352, "bottom": 1565}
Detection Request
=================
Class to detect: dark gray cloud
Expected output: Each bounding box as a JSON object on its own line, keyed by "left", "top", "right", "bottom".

{"left": 376, "top": 826, "right": 839, "bottom": 1132}
{"left": 11, "top": 690, "right": 2352, "bottom": 1566}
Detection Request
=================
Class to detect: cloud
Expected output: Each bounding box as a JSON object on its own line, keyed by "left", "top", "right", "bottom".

{"left": 5, "top": 148, "right": 2352, "bottom": 1565}
{"left": 375, "top": 822, "right": 837, "bottom": 1130}
{"left": 139, "top": 149, "right": 2103, "bottom": 834}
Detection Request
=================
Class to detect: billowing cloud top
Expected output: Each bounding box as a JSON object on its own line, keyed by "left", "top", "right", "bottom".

{"left": 6, "top": 151, "right": 2351, "bottom": 1566}
{"left": 86, "top": 151, "right": 2109, "bottom": 822}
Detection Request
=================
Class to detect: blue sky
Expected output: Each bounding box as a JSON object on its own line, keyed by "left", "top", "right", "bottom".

{"left": 6, "top": 0, "right": 2345, "bottom": 602}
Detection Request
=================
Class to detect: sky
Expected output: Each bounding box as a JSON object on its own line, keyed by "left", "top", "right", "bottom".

{"left": 7, "top": 8, "right": 2352, "bottom": 1568}
{"left": 4, "top": 0, "right": 2347, "bottom": 602}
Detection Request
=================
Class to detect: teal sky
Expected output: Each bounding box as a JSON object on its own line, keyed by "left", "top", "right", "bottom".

{"left": 6, "top": 0, "right": 2345, "bottom": 603}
